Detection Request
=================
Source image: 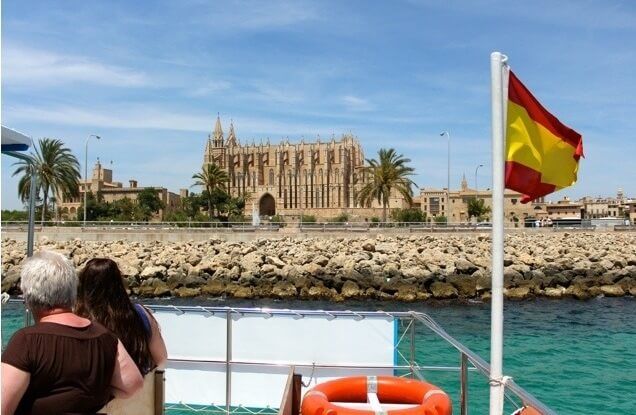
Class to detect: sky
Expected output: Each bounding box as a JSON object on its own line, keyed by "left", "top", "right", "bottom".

{"left": 2, "top": 0, "right": 635, "bottom": 210}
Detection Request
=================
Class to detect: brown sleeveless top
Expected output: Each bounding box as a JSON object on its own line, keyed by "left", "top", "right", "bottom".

{"left": 1, "top": 321, "right": 118, "bottom": 415}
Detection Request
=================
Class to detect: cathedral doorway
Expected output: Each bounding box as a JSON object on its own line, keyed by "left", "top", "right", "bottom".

{"left": 259, "top": 193, "right": 276, "bottom": 216}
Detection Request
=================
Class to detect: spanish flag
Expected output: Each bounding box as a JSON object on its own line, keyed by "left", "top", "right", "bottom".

{"left": 505, "top": 71, "right": 583, "bottom": 203}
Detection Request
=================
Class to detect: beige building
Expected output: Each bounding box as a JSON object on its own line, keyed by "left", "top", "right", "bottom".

{"left": 202, "top": 116, "right": 408, "bottom": 219}
{"left": 580, "top": 190, "right": 630, "bottom": 219}
{"left": 627, "top": 202, "right": 636, "bottom": 225}
{"left": 542, "top": 197, "right": 583, "bottom": 220}
{"left": 58, "top": 160, "right": 181, "bottom": 220}
{"left": 419, "top": 175, "right": 539, "bottom": 226}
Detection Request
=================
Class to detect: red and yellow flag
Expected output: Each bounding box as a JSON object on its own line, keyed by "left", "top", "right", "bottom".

{"left": 505, "top": 71, "right": 583, "bottom": 203}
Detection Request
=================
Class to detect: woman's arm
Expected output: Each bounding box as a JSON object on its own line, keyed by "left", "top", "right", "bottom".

{"left": 143, "top": 308, "right": 168, "bottom": 368}
{"left": 110, "top": 340, "right": 144, "bottom": 398}
{"left": 1, "top": 363, "right": 30, "bottom": 415}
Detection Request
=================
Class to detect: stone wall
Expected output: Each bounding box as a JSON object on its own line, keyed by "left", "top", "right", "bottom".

{"left": 2, "top": 233, "right": 635, "bottom": 301}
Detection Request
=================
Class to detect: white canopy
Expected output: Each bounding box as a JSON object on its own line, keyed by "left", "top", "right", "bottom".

{"left": 1, "top": 125, "right": 31, "bottom": 152}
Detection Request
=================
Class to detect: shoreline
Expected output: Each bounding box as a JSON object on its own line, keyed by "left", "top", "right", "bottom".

{"left": 3, "top": 233, "right": 635, "bottom": 302}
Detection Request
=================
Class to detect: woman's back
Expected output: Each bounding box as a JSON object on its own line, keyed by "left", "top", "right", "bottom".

{"left": 2, "top": 321, "right": 118, "bottom": 415}
{"left": 76, "top": 258, "right": 167, "bottom": 375}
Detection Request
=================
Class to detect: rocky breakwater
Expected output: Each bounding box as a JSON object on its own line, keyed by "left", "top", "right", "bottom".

{"left": 2, "top": 232, "right": 636, "bottom": 301}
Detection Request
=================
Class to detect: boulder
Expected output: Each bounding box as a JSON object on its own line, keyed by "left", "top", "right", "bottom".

{"left": 173, "top": 287, "right": 201, "bottom": 298}
{"left": 201, "top": 279, "right": 225, "bottom": 296}
{"left": 504, "top": 286, "right": 531, "bottom": 300}
{"left": 272, "top": 282, "right": 297, "bottom": 298}
{"left": 543, "top": 286, "right": 566, "bottom": 298}
{"left": 600, "top": 285, "right": 625, "bottom": 297}
{"left": 341, "top": 281, "right": 362, "bottom": 298}
{"left": 139, "top": 265, "right": 167, "bottom": 279}
{"left": 429, "top": 282, "right": 458, "bottom": 299}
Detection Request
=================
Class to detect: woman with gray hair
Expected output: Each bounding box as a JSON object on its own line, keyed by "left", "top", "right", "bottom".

{"left": 1, "top": 250, "right": 143, "bottom": 415}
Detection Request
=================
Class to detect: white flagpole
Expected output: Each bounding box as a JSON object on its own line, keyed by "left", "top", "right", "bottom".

{"left": 489, "top": 51, "right": 507, "bottom": 415}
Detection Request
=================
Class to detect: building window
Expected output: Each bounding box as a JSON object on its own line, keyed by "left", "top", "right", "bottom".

{"left": 511, "top": 198, "right": 518, "bottom": 205}
{"left": 268, "top": 169, "right": 274, "bottom": 186}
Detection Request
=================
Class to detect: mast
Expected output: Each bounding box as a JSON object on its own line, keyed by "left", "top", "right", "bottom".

{"left": 489, "top": 51, "right": 507, "bottom": 415}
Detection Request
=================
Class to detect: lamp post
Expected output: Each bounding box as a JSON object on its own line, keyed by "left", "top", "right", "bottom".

{"left": 475, "top": 164, "right": 484, "bottom": 192}
{"left": 440, "top": 131, "right": 451, "bottom": 224}
{"left": 84, "top": 134, "right": 101, "bottom": 228}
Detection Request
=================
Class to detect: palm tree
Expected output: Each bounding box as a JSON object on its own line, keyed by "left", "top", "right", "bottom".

{"left": 192, "top": 163, "right": 229, "bottom": 218}
{"left": 467, "top": 197, "right": 491, "bottom": 221}
{"left": 12, "top": 138, "right": 81, "bottom": 224}
{"left": 357, "top": 148, "right": 416, "bottom": 222}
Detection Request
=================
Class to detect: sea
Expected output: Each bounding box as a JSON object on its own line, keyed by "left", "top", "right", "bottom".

{"left": 2, "top": 297, "right": 635, "bottom": 415}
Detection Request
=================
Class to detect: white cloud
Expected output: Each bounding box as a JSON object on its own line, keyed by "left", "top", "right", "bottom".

{"left": 3, "top": 104, "right": 352, "bottom": 137}
{"left": 2, "top": 46, "right": 149, "bottom": 87}
{"left": 188, "top": 80, "right": 232, "bottom": 96}
{"left": 341, "top": 95, "right": 372, "bottom": 111}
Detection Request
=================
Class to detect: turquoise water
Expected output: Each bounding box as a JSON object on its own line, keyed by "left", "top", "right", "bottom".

{"left": 3, "top": 297, "right": 635, "bottom": 414}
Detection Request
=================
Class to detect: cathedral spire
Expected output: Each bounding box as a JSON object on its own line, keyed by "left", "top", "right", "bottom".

{"left": 461, "top": 173, "right": 468, "bottom": 191}
{"left": 212, "top": 113, "right": 224, "bottom": 147}
{"left": 226, "top": 119, "right": 237, "bottom": 147}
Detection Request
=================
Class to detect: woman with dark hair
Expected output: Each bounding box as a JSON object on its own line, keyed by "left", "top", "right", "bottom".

{"left": 76, "top": 258, "right": 167, "bottom": 376}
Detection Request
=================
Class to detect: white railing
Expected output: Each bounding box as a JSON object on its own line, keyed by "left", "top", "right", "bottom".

{"left": 8, "top": 302, "right": 555, "bottom": 414}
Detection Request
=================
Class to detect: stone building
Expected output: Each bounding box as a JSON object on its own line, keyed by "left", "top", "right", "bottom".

{"left": 580, "top": 189, "right": 630, "bottom": 219}
{"left": 202, "top": 116, "right": 408, "bottom": 219}
{"left": 57, "top": 160, "right": 182, "bottom": 221}
{"left": 541, "top": 197, "right": 583, "bottom": 220}
{"left": 419, "top": 175, "right": 540, "bottom": 225}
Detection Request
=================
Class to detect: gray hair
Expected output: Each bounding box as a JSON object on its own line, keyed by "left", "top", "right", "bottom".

{"left": 20, "top": 250, "right": 77, "bottom": 312}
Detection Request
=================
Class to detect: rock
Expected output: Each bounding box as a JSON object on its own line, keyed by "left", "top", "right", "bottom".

{"left": 543, "top": 286, "right": 565, "bottom": 298}
{"left": 201, "top": 279, "right": 225, "bottom": 296}
{"left": 173, "top": 287, "right": 201, "bottom": 298}
{"left": 227, "top": 285, "right": 253, "bottom": 298}
{"left": 362, "top": 242, "right": 375, "bottom": 252}
{"left": 266, "top": 256, "right": 286, "bottom": 268}
{"left": 272, "top": 282, "right": 297, "bottom": 298}
{"left": 341, "top": 281, "right": 362, "bottom": 298}
{"left": 140, "top": 265, "right": 167, "bottom": 279}
{"left": 1, "top": 268, "right": 21, "bottom": 293}
{"left": 313, "top": 255, "right": 330, "bottom": 267}
{"left": 454, "top": 259, "right": 478, "bottom": 274}
{"left": 446, "top": 275, "right": 477, "bottom": 297}
{"left": 504, "top": 286, "right": 531, "bottom": 300}
{"left": 600, "top": 285, "right": 624, "bottom": 297}
{"left": 394, "top": 284, "right": 418, "bottom": 302}
{"left": 565, "top": 284, "right": 591, "bottom": 300}
{"left": 429, "top": 282, "right": 458, "bottom": 299}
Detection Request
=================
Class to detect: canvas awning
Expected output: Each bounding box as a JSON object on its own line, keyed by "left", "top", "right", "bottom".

{"left": 1, "top": 125, "right": 36, "bottom": 259}
{"left": 2, "top": 125, "right": 31, "bottom": 153}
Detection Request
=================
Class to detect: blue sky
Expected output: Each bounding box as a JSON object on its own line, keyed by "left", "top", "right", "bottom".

{"left": 2, "top": 0, "right": 635, "bottom": 210}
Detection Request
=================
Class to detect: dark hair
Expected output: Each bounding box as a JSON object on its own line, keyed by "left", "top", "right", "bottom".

{"left": 76, "top": 258, "right": 153, "bottom": 374}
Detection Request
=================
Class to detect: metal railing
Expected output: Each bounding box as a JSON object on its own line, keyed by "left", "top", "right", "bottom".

{"left": 6, "top": 301, "right": 554, "bottom": 414}
{"left": 146, "top": 305, "right": 555, "bottom": 415}
{"left": 1, "top": 220, "right": 541, "bottom": 232}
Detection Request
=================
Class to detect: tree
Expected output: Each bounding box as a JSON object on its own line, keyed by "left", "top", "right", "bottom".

{"left": 77, "top": 192, "right": 109, "bottom": 221}
{"left": 467, "top": 197, "right": 491, "bottom": 221}
{"left": 192, "top": 164, "right": 229, "bottom": 218}
{"left": 12, "top": 138, "right": 80, "bottom": 224}
{"left": 356, "top": 148, "right": 416, "bottom": 222}
{"left": 137, "top": 188, "right": 165, "bottom": 220}
{"left": 391, "top": 208, "right": 426, "bottom": 223}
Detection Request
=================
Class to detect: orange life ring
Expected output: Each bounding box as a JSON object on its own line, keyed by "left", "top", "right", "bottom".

{"left": 301, "top": 376, "right": 452, "bottom": 415}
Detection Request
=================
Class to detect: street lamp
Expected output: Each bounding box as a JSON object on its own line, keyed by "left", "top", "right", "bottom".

{"left": 475, "top": 164, "right": 484, "bottom": 192}
{"left": 84, "top": 134, "right": 101, "bottom": 228}
{"left": 440, "top": 131, "right": 451, "bottom": 224}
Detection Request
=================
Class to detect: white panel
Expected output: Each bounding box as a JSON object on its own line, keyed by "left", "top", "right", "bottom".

{"left": 154, "top": 311, "right": 227, "bottom": 360}
{"left": 165, "top": 361, "right": 226, "bottom": 406}
{"left": 150, "top": 309, "right": 397, "bottom": 408}
{"left": 232, "top": 315, "right": 395, "bottom": 365}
